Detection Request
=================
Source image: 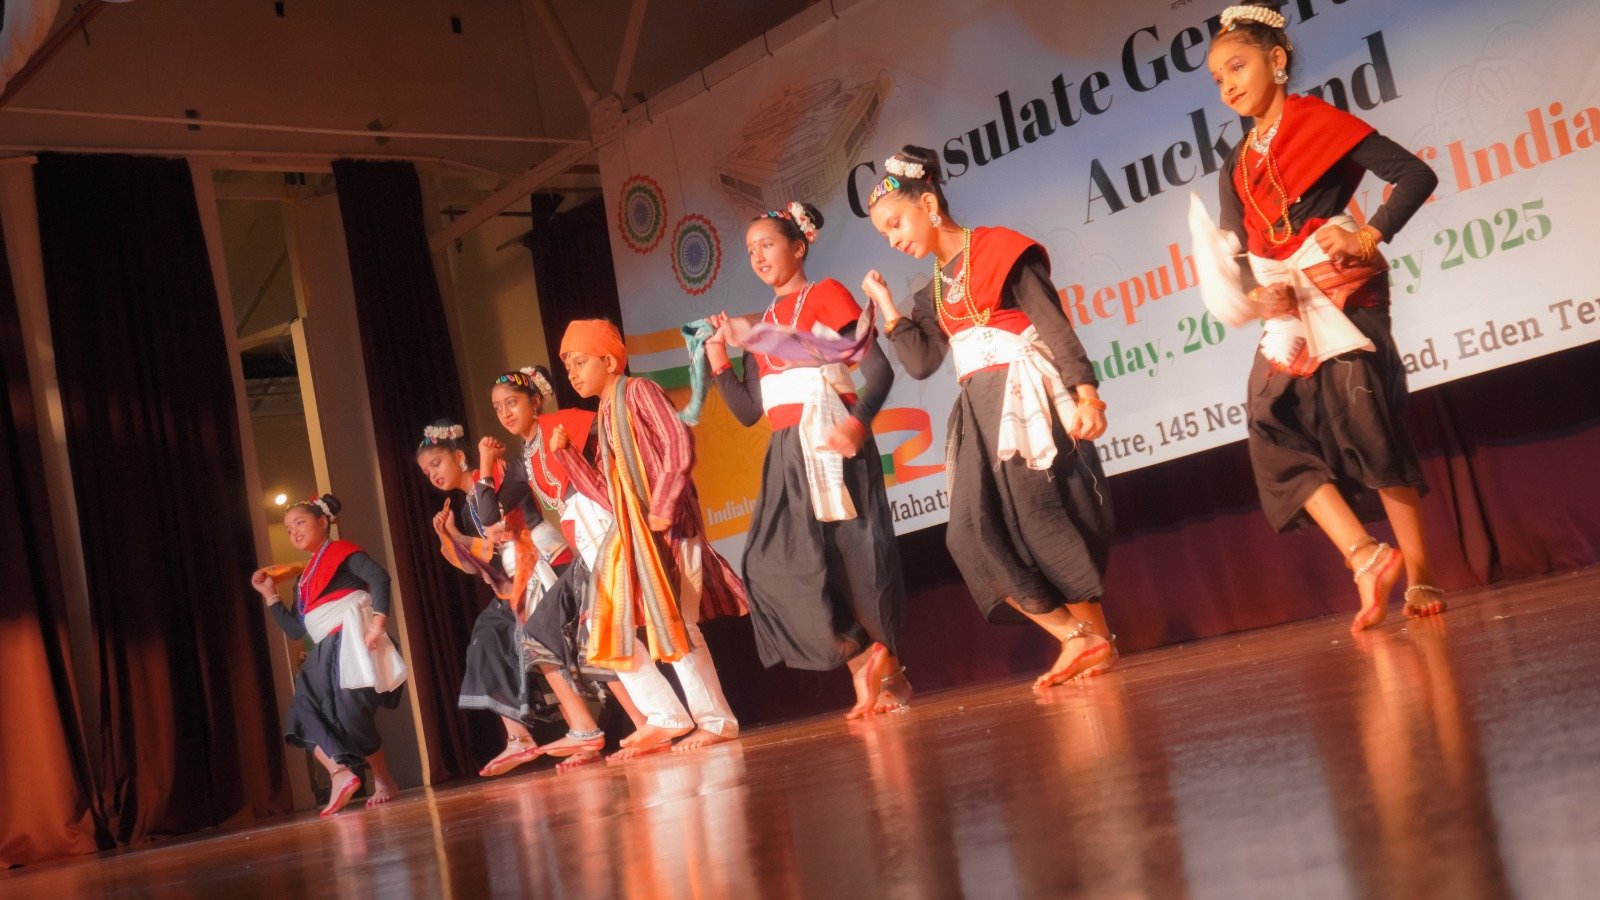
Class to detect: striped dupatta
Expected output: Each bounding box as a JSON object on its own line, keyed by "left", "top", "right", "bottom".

{"left": 586, "top": 377, "right": 693, "bottom": 669}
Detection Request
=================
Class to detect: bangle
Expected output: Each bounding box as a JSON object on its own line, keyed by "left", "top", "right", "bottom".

{"left": 1357, "top": 227, "right": 1380, "bottom": 260}
{"left": 1076, "top": 394, "right": 1107, "bottom": 411}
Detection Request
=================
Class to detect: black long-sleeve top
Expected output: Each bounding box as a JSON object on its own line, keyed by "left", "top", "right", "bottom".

{"left": 267, "top": 552, "right": 392, "bottom": 641}
{"left": 886, "top": 246, "right": 1098, "bottom": 390}
{"left": 1221, "top": 133, "right": 1438, "bottom": 292}
{"left": 712, "top": 321, "right": 897, "bottom": 429}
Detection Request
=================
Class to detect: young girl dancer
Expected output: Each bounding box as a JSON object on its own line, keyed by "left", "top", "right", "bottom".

{"left": 472, "top": 369, "right": 647, "bottom": 768}
{"left": 860, "top": 146, "right": 1117, "bottom": 689}
{"left": 704, "top": 201, "right": 910, "bottom": 717}
{"left": 1207, "top": 0, "right": 1445, "bottom": 631}
{"left": 251, "top": 495, "right": 406, "bottom": 815}
{"left": 416, "top": 419, "right": 600, "bottom": 775}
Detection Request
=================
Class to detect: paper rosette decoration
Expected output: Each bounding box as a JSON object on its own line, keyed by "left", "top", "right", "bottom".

{"left": 617, "top": 174, "right": 667, "bottom": 254}
{"left": 671, "top": 214, "right": 721, "bottom": 296}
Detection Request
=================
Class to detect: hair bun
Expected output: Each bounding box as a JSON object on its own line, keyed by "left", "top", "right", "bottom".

{"left": 320, "top": 494, "right": 343, "bottom": 517}
{"left": 898, "top": 145, "right": 944, "bottom": 183}
{"left": 798, "top": 202, "right": 825, "bottom": 233}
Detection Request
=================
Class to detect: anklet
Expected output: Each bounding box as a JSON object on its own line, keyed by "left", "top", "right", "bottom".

{"left": 1350, "top": 542, "right": 1393, "bottom": 584}
{"left": 566, "top": 728, "right": 604, "bottom": 741}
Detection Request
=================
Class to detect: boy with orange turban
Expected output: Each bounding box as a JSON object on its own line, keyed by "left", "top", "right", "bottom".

{"left": 550, "top": 318, "right": 747, "bottom": 756}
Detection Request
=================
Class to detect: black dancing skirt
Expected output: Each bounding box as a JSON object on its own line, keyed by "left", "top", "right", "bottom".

{"left": 743, "top": 427, "right": 906, "bottom": 670}
{"left": 459, "top": 597, "right": 553, "bottom": 726}
{"left": 284, "top": 631, "right": 404, "bottom": 769}
{"left": 945, "top": 367, "right": 1113, "bottom": 622}
{"left": 522, "top": 559, "right": 620, "bottom": 695}
{"left": 1247, "top": 305, "right": 1427, "bottom": 533}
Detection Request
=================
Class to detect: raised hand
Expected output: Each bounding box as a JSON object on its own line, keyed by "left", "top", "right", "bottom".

{"left": 548, "top": 424, "right": 570, "bottom": 452}
{"left": 860, "top": 270, "right": 894, "bottom": 317}
{"left": 250, "top": 569, "right": 278, "bottom": 604}
{"left": 478, "top": 436, "right": 504, "bottom": 474}
{"left": 432, "top": 498, "right": 453, "bottom": 538}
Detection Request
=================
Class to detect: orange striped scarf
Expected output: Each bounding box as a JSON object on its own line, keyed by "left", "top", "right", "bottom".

{"left": 586, "top": 378, "right": 692, "bottom": 669}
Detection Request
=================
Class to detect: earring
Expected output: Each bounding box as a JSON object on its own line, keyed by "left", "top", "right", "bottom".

{"left": 459, "top": 459, "right": 469, "bottom": 472}
{"left": 1274, "top": 69, "right": 1288, "bottom": 85}
{"left": 930, "top": 211, "right": 943, "bottom": 227}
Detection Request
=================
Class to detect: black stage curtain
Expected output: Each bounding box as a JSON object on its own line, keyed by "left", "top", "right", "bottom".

{"left": 523, "top": 196, "right": 624, "bottom": 408}
{"left": 0, "top": 203, "right": 102, "bottom": 867}
{"left": 331, "top": 159, "right": 496, "bottom": 781}
{"left": 32, "top": 153, "right": 291, "bottom": 846}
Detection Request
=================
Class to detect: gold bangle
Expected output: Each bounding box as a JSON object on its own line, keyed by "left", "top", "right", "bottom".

{"left": 1076, "top": 395, "right": 1107, "bottom": 411}
{"left": 1358, "top": 227, "right": 1380, "bottom": 260}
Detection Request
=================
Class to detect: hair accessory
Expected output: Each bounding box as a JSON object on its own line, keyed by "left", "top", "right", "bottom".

{"left": 291, "top": 495, "right": 335, "bottom": 520}
{"left": 867, "top": 175, "right": 901, "bottom": 209}
{"left": 495, "top": 367, "right": 554, "bottom": 403}
{"left": 421, "top": 423, "right": 465, "bottom": 444}
{"left": 883, "top": 156, "right": 926, "bottom": 180}
{"left": 523, "top": 366, "right": 555, "bottom": 402}
{"left": 1221, "top": 4, "right": 1287, "bottom": 31}
{"left": 786, "top": 201, "right": 818, "bottom": 243}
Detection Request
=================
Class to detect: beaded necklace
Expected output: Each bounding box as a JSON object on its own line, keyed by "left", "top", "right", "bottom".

{"left": 932, "top": 227, "right": 986, "bottom": 335}
{"left": 296, "top": 539, "right": 332, "bottom": 616}
{"left": 523, "top": 428, "right": 562, "bottom": 512}
{"left": 764, "top": 280, "right": 815, "bottom": 330}
{"left": 1239, "top": 122, "right": 1299, "bottom": 247}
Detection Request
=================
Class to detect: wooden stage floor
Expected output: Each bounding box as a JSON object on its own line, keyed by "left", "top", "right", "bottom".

{"left": 7, "top": 568, "right": 1600, "bottom": 898}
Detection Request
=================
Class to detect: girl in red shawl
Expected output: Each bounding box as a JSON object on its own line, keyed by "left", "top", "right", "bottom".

{"left": 861, "top": 146, "right": 1118, "bottom": 690}
{"left": 1208, "top": 0, "right": 1446, "bottom": 631}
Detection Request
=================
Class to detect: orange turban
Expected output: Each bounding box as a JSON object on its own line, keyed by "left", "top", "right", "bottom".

{"left": 559, "top": 319, "right": 628, "bottom": 369}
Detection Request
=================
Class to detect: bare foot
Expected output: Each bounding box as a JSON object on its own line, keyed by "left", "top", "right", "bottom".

{"left": 479, "top": 737, "right": 542, "bottom": 777}
{"left": 364, "top": 774, "right": 397, "bottom": 809}
{"left": 321, "top": 767, "right": 361, "bottom": 818}
{"left": 539, "top": 731, "right": 606, "bottom": 759}
{"left": 1033, "top": 631, "right": 1114, "bottom": 691}
{"left": 872, "top": 658, "right": 912, "bottom": 714}
{"left": 673, "top": 728, "right": 737, "bottom": 752}
{"left": 1350, "top": 543, "right": 1402, "bottom": 634}
{"left": 846, "top": 644, "right": 887, "bottom": 720}
{"left": 1402, "top": 584, "right": 1447, "bottom": 619}
{"left": 613, "top": 723, "right": 689, "bottom": 756}
{"left": 606, "top": 743, "right": 672, "bottom": 764}
{"left": 556, "top": 749, "right": 604, "bottom": 772}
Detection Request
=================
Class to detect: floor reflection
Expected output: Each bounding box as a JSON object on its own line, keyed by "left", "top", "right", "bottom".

{"left": 7, "top": 572, "right": 1600, "bottom": 896}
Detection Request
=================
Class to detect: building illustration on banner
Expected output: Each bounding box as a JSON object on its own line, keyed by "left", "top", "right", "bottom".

{"left": 713, "top": 74, "right": 890, "bottom": 212}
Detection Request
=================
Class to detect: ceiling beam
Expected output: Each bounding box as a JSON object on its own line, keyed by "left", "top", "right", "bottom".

{"left": 428, "top": 141, "right": 593, "bottom": 252}
{"left": 524, "top": 0, "right": 599, "bottom": 107}
{"left": 611, "top": 0, "right": 650, "bottom": 97}
{"left": 0, "top": 105, "right": 587, "bottom": 145}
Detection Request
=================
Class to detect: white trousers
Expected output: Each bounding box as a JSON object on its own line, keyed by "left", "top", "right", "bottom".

{"left": 612, "top": 538, "right": 739, "bottom": 736}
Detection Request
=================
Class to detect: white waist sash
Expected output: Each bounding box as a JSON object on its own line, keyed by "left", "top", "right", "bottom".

{"left": 561, "top": 491, "right": 615, "bottom": 570}
{"left": 949, "top": 324, "right": 1079, "bottom": 471}
{"left": 760, "top": 364, "right": 857, "bottom": 521}
{"left": 303, "top": 591, "right": 408, "bottom": 693}
{"left": 1248, "top": 214, "right": 1376, "bottom": 374}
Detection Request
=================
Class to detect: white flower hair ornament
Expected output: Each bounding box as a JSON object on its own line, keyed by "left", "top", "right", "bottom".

{"left": 1220, "top": 4, "right": 1287, "bottom": 31}
{"left": 787, "top": 201, "right": 819, "bottom": 243}
{"left": 883, "top": 156, "right": 926, "bottom": 180}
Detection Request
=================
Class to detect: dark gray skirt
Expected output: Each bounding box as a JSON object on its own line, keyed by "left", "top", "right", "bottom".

{"left": 1247, "top": 305, "right": 1428, "bottom": 533}
{"left": 743, "top": 427, "right": 906, "bottom": 670}
{"left": 459, "top": 597, "right": 552, "bottom": 726}
{"left": 945, "top": 368, "right": 1113, "bottom": 622}
{"left": 522, "top": 559, "right": 620, "bottom": 694}
{"left": 284, "top": 631, "right": 404, "bottom": 769}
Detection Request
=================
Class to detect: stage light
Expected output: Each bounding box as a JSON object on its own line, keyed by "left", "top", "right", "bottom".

{"left": 273, "top": 493, "right": 288, "bottom": 506}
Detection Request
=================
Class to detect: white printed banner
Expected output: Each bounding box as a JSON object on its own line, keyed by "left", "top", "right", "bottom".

{"left": 596, "top": 0, "right": 1600, "bottom": 554}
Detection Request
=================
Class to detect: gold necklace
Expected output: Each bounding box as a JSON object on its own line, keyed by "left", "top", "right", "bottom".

{"left": 932, "top": 227, "right": 988, "bottom": 334}
{"left": 1238, "top": 131, "right": 1298, "bottom": 246}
